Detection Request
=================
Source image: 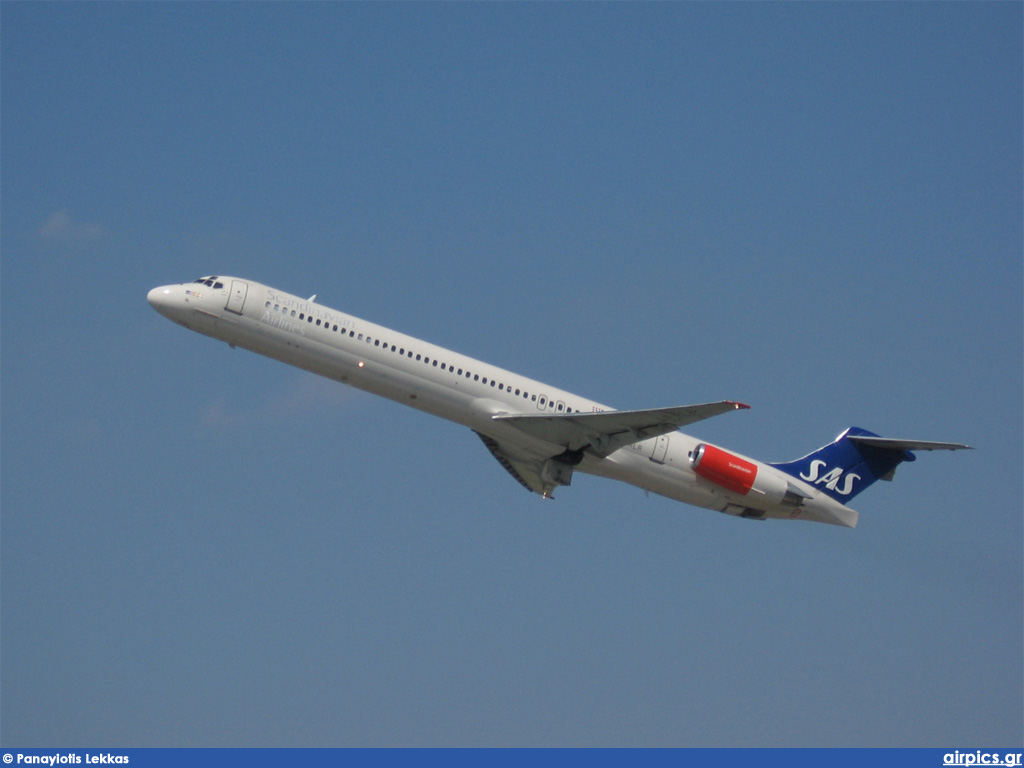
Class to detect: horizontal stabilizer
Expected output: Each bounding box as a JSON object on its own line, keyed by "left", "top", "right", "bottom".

{"left": 493, "top": 401, "right": 749, "bottom": 457}
{"left": 847, "top": 436, "right": 973, "bottom": 452}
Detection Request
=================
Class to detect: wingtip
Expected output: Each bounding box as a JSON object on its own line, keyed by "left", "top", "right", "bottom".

{"left": 730, "top": 401, "right": 751, "bottom": 410}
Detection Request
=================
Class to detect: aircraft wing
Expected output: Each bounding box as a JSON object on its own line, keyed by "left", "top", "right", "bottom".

{"left": 475, "top": 432, "right": 550, "bottom": 496}
{"left": 492, "top": 401, "right": 750, "bottom": 458}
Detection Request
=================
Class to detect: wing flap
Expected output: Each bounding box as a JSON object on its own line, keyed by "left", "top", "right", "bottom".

{"left": 493, "top": 401, "right": 749, "bottom": 456}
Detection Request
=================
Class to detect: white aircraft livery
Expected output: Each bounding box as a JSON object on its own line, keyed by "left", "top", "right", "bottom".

{"left": 148, "top": 276, "right": 971, "bottom": 528}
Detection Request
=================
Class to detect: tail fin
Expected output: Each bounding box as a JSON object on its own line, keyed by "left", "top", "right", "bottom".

{"left": 769, "top": 427, "right": 972, "bottom": 503}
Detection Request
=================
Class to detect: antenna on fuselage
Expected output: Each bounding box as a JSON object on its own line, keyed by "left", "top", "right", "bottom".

{"left": 307, "top": 294, "right": 317, "bottom": 302}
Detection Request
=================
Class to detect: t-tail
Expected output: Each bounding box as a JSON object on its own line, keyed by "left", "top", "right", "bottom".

{"left": 769, "top": 427, "right": 972, "bottom": 503}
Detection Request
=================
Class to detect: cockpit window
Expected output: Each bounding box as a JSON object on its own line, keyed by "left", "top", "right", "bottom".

{"left": 193, "top": 276, "right": 224, "bottom": 289}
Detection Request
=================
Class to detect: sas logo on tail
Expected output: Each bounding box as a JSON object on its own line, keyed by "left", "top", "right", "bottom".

{"left": 800, "top": 460, "right": 860, "bottom": 496}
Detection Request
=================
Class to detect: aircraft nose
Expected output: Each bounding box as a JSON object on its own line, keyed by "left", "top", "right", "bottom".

{"left": 147, "top": 285, "right": 178, "bottom": 317}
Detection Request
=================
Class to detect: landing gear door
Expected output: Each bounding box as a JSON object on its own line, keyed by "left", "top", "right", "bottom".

{"left": 226, "top": 280, "right": 248, "bottom": 315}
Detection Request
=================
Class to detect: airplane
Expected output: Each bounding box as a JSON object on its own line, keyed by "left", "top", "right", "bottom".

{"left": 148, "top": 275, "right": 971, "bottom": 528}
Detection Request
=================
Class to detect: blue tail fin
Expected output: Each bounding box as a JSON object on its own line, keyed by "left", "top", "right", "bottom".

{"left": 769, "top": 427, "right": 916, "bottom": 502}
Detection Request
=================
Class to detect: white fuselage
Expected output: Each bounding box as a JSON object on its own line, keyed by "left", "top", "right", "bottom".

{"left": 148, "top": 277, "right": 859, "bottom": 527}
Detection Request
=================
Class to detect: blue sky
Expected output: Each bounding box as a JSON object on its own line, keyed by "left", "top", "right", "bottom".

{"left": 2, "top": 2, "right": 1021, "bottom": 748}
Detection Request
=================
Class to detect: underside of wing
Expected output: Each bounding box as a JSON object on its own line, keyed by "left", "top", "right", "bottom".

{"left": 492, "top": 401, "right": 749, "bottom": 458}
{"left": 475, "top": 431, "right": 551, "bottom": 496}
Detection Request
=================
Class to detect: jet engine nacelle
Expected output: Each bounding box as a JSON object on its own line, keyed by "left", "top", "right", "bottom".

{"left": 691, "top": 443, "right": 806, "bottom": 511}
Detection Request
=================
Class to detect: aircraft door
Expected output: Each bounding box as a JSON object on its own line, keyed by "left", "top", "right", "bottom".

{"left": 226, "top": 280, "right": 248, "bottom": 315}
{"left": 650, "top": 434, "right": 670, "bottom": 464}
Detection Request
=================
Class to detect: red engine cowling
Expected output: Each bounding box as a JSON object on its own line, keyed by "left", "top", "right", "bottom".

{"left": 690, "top": 443, "right": 758, "bottom": 495}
